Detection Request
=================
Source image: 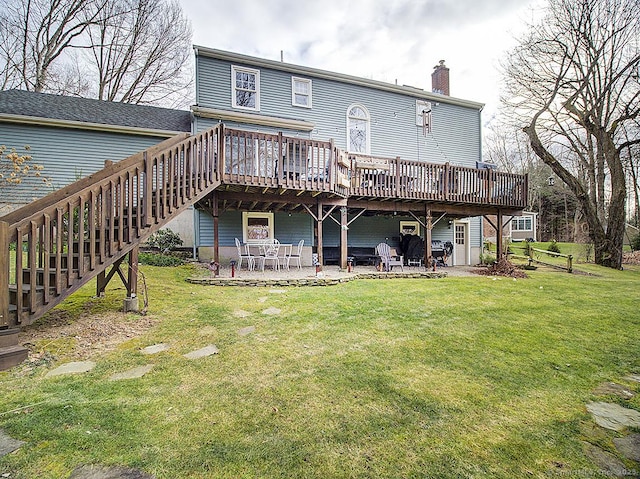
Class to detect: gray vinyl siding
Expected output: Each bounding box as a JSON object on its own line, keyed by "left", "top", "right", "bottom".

{"left": 198, "top": 210, "right": 313, "bottom": 246}
{"left": 196, "top": 55, "right": 481, "bottom": 168}
{"left": 0, "top": 122, "right": 166, "bottom": 204}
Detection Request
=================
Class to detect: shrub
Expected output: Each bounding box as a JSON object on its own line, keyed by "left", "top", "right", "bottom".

{"left": 138, "top": 252, "right": 184, "bottom": 267}
{"left": 147, "top": 228, "right": 183, "bottom": 253}
{"left": 479, "top": 252, "right": 496, "bottom": 265}
{"left": 547, "top": 240, "right": 561, "bottom": 254}
{"left": 631, "top": 234, "right": 640, "bottom": 252}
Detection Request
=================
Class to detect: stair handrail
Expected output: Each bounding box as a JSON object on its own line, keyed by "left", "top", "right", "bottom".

{"left": 0, "top": 133, "right": 190, "bottom": 228}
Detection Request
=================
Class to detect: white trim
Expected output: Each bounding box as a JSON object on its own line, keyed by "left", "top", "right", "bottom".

{"left": 346, "top": 103, "right": 370, "bottom": 154}
{"left": 231, "top": 65, "right": 260, "bottom": 111}
{"left": 0, "top": 113, "right": 183, "bottom": 137}
{"left": 291, "top": 76, "right": 312, "bottom": 108}
{"left": 191, "top": 106, "right": 314, "bottom": 131}
{"left": 195, "top": 46, "right": 484, "bottom": 110}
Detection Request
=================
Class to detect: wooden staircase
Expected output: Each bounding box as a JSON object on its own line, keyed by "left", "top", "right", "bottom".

{"left": 0, "top": 125, "right": 223, "bottom": 370}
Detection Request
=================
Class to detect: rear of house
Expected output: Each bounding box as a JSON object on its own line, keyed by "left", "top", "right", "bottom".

{"left": 192, "top": 47, "right": 492, "bottom": 266}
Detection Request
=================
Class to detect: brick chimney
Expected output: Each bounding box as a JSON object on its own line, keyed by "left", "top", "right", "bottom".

{"left": 431, "top": 60, "right": 450, "bottom": 96}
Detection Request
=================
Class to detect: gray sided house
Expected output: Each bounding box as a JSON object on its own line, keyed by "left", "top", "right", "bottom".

{"left": 192, "top": 47, "right": 503, "bottom": 266}
{"left": 0, "top": 90, "right": 195, "bottom": 245}
{"left": 0, "top": 47, "right": 528, "bottom": 368}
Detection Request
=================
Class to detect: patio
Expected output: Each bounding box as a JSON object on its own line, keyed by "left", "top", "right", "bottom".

{"left": 187, "top": 264, "right": 476, "bottom": 287}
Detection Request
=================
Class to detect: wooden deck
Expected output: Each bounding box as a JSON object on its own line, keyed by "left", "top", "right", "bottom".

{"left": 219, "top": 127, "right": 527, "bottom": 210}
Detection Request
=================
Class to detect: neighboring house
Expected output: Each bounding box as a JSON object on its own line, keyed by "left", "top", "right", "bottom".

{"left": 483, "top": 211, "right": 538, "bottom": 244}
{"left": 0, "top": 89, "right": 195, "bottom": 246}
{"left": 191, "top": 47, "right": 523, "bottom": 266}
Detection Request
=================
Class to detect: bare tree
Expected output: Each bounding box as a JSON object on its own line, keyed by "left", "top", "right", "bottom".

{"left": 502, "top": 0, "right": 640, "bottom": 269}
{"left": 0, "top": 0, "right": 107, "bottom": 93}
{"left": 84, "top": 0, "right": 192, "bottom": 106}
{"left": 0, "top": 0, "right": 192, "bottom": 106}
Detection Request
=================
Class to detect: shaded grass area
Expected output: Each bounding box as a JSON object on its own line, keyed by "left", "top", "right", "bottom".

{"left": 1, "top": 264, "right": 639, "bottom": 478}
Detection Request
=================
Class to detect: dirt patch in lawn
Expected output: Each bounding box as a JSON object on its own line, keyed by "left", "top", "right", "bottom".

{"left": 18, "top": 309, "right": 159, "bottom": 362}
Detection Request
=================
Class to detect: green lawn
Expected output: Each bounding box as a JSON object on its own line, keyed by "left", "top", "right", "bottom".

{"left": 1, "top": 264, "right": 639, "bottom": 478}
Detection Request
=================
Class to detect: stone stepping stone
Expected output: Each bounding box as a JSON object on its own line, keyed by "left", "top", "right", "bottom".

{"left": 592, "top": 382, "right": 635, "bottom": 399}
{"left": 582, "top": 442, "right": 629, "bottom": 478}
{"left": 613, "top": 433, "right": 640, "bottom": 462}
{"left": 69, "top": 464, "right": 155, "bottom": 478}
{"left": 233, "top": 310, "right": 251, "bottom": 318}
{"left": 257, "top": 296, "right": 268, "bottom": 303}
{"left": 140, "top": 343, "right": 169, "bottom": 355}
{"left": 269, "top": 289, "right": 286, "bottom": 294}
{"left": 262, "top": 307, "right": 281, "bottom": 316}
{"left": 238, "top": 326, "right": 255, "bottom": 337}
{"left": 183, "top": 345, "right": 219, "bottom": 359}
{"left": 0, "top": 429, "right": 25, "bottom": 457}
{"left": 586, "top": 402, "right": 640, "bottom": 431}
{"left": 109, "top": 365, "right": 153, "bottom": 381}
{"left": 624, "top": 374, "right": 640, "bottom": 383}
{"left": 46, "top": 361, "right": 96, "bottom": 378}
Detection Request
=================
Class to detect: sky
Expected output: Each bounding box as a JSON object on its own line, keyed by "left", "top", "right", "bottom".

{"left": 178, "top": 0, "right": 542, "bottom": 125}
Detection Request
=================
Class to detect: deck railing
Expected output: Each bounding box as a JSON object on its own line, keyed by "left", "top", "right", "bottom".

{"left": 221, "top": 128, "right": 350, "bottom": 196}
{"left": 349, "top": 154, "right": 527, "bottom": 207}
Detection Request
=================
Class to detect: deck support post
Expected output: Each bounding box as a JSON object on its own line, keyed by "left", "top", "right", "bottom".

{"left": 124, "top": 246, "right": 139, "bottom": 312}
{"left": 425, "top": 208, "right": 433, "bottom": 270}
{"left": 0, "top": 221, "right": 10, "bottom": 328}
{"left": 316, "top": 202, "right": 324, "bottom": 268}
{"left": 212, "top": 192, "right": 219, "bottom": 275}
{"left": 496, "top": 210, "right": 504, "bottom": 260}
{"left": 340, "top": 206, "right": 348, "bottom": 270}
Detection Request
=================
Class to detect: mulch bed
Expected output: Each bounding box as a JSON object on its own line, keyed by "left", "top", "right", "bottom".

{"left": 473, "top": 258, "right": 529, "bottom": 278}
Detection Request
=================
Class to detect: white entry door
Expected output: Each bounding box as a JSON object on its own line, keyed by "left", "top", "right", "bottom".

{"left": 454, "top": 222, "right": 468, "bottom": 265}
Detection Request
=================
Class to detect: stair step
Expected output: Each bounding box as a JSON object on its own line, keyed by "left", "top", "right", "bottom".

{"left": 0, "top": 345, "right": 29, "bottom": 371}
{"left": 0, "top": 328, "right": 21, "bottom": 348}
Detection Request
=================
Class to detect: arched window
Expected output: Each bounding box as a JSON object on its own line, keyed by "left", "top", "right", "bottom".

{"left": 346, "top": 104, "right": 370, "bottom": 154}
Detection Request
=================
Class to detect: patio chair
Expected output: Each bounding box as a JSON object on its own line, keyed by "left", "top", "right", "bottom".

{"left": 259, "top": 239, "right": 280, "bottom": 271}
{"left": 375, "top": 242, "right": 404, "bottom": 272}
{"left": 235, "top": 237, "right": 255, "bottom": 270}
{"left": 288, "top": 239, "right": 304, "bottom": 269}
{"left": 278, "top": 242, "right": 293, "bottom": 270}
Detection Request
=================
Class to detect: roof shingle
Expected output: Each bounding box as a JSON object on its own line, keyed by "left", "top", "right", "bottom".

{"left": 0, "top": 89, "right": 191, "bottom": 133}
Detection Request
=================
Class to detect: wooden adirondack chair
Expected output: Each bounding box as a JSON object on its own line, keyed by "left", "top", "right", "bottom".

{"left": 375, "top": 242, "right": 404, "bottom": 272}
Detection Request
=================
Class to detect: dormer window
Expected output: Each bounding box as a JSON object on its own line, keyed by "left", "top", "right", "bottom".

{"left": 232, "top": 65, "right": 260, "bottom": 111}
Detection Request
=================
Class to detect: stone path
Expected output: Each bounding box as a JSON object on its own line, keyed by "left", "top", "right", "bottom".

{"left": 69, "top": 464, "right": 155, "bottom": 478}
{"left": 582, "top": 380, "right": 640, "bottom": 477}
{"left": 0, "top": 429, "right": 25, "bottom": 458}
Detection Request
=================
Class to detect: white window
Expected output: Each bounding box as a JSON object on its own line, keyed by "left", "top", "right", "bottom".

{"left": 346, "top": 104, "right": 370, "bottom": 154}
{"left": 292, "top": 77, "right": 312, "bottom": 108}
{"left": 242, "top": 212, "right": 274, "bottom": 243}
{"left": 232, "top": 65, "right": 260, "bottom": 111}
{"left": 416, "top": 100, "right": 432, "bottom": 133}
{"left": 512, "top": 216, "right": 533, "bottom": 231}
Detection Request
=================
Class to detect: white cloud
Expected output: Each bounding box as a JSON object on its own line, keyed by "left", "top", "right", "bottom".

{"left": 181, "top": 0, "right": 539, "bottom": 119}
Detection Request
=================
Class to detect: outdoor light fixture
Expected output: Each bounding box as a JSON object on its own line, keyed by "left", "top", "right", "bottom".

{"left": 548, "top": 176, "right": 555, "bottom": 186}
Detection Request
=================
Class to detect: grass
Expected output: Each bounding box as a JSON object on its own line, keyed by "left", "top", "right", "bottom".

{"left": 1, "top": 264, "right": 639, "bottom": 478}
